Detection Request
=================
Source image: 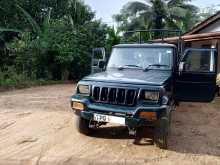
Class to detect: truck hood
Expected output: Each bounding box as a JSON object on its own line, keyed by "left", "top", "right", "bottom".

{"left": 82, "top": 69, "right": 172, "bottom": 86}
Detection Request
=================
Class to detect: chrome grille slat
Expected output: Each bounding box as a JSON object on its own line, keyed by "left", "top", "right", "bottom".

{"left": 93, "top": 86, "right": 100, "bottom": 101}
{"left": 101, "top": 87, "right": 108, "bottom": 102}
{"left": 124, "top": 89, "right": 128, "bottom": 104}
{"left": 92, "top": 86, "right": 137, "bottom": 106}
{"left": 107, "top": 88, "right": 110, "bottom": 102}
{"left": 131, "top": 90, "right": 137, "bottom": 105}
{"left": 99, "top": 87, "right": 102, "bottom": 101}
{"left": 115, "top": 88, "right": 119, "bottom": 104}
{"left": 108, "top": 88, "right": 117, "bottom": 103}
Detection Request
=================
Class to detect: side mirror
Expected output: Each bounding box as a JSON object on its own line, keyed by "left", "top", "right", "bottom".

{"left": 98, "top": 60, "right": 106, "bottom": 69}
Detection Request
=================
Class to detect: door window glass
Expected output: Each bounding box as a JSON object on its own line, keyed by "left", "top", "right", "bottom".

{"left": 182, "top": 49, "right": 215, "bottom": 72}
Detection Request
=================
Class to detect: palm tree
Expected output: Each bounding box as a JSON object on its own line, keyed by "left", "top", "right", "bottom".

{"left": 114, "top": 0, "right": 199, "bottom": 33}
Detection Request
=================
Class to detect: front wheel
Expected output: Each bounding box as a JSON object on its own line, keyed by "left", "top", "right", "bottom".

{"left": 154, "top": 116, "right": 169, "bottom": 149}
{"left": 75, "top": 116, "right": 91, "bottom": 135}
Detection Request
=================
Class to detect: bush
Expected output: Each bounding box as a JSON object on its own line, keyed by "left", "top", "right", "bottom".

{"left": 0, "top": 67, "right": 27, "bottom": 87}
{"left": 0, "top": 0, "right": 117, "bottom": 88}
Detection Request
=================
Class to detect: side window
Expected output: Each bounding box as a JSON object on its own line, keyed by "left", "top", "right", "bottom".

{"left": 182, "top": 50, "right": 215, "bottom": 72}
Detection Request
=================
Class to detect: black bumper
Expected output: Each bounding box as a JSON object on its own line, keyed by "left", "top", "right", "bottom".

{"left": 71, "top": 96, "right": 168, "bottom": 128}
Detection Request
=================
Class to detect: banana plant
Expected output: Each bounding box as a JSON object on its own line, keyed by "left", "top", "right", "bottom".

{"left": 16, "top": 4, "right": 53, "bottom": 37}
{"left": 16, "top": 4, "right": 41, "bottom": 35}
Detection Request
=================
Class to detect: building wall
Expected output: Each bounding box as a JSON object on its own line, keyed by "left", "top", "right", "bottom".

{"left": 190, "top": 40, "right": 213, "bottom": 48}
{"left": 217, "top": 40, "right": 220, "bottom": 82}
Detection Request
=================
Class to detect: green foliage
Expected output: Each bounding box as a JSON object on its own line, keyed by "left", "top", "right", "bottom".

{"left": 113, "top": 0, "right": 199, "bottom": 34}
{"left": 16, "top": 4, "right": 41, "bottom": 35}
{"left": 0, "top": 0, "right": 109, "bottom": 87}
{"left": 0, "top": 67, "right": 26, "bottom": 87}
{"left": 105, "top": 27, "right": 121, "bottom": 58}
{"left": 0, "top": 0, "right": 212, "bottom": 88}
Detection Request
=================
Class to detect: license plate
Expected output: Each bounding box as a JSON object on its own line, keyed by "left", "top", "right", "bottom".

{"left": 93, "top": 113, "right": 125, "bottom": 125}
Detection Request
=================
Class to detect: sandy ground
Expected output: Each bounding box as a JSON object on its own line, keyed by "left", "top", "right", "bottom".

{"left": 0, "top": 84, "right": 219, "bottom": 165}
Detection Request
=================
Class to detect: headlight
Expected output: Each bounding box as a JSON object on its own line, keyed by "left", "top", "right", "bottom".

{"left": 144, "top": 91, "right": 159, "bottom": 101}
{"left": 78, "top": 85, "right": 90, "bottom": 95}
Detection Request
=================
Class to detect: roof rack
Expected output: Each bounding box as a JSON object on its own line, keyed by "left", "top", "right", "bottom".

{"left": 123, "top": 29, "right": 183, "bottom": 54}
{"left": 124, "top": 29, "right": 182, "bottom": 43}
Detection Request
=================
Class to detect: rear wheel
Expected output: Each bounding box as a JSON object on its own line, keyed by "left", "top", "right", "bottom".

{"left": 154, "top": 116, "right": 169, "bottom": 149}
{"left": 75, "top": 116, "right": 91, "bottom": 135}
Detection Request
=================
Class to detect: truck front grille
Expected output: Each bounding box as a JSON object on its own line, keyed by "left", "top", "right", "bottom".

{"left": 92, "top": 86, "right": 137, "bottom": 106}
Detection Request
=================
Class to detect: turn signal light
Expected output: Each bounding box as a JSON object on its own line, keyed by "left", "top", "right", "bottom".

{"left": 139, "top": 112, "right": 157, "bottom": 121}
{"left": 72, "top": 102, "right": 85, "bottom": 110}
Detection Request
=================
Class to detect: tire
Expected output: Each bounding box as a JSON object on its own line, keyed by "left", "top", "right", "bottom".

{"left": 75, "top": 116, "right": 91, "bottom": 135}
{"left": 154, "top": 116, "right": 169, "bottom": 149}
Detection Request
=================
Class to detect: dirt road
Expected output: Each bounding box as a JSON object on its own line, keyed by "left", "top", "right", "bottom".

{"left": 0, "top": 84, "right": 219, "bottom": 165}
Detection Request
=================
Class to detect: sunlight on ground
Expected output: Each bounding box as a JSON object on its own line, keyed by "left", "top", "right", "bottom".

{"left": 212, "top": 96, "right": 220, "bottom": 109}
{"left": 217, "top": 74, "right": 220, "bottom": 84}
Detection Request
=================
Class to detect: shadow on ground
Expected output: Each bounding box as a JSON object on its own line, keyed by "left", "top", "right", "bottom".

{"left": 86, "top": 101, "right": 220, "bottom": 157}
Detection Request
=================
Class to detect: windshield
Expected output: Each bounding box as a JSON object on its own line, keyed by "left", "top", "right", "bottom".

{"left": 107, "top": 47, "right": 173, "bottom": 70}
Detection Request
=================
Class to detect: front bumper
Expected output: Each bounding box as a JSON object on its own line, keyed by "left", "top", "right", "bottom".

{"left": 71, "top": 95, "right": 168, "bottom": 128}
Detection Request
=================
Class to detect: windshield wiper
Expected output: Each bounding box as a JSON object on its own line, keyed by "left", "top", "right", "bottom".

{"left": 144, "top": 64, "right": 169, "bottom": 71}
{"left": 118, "top": 65, "right": 142, "bottom": 70}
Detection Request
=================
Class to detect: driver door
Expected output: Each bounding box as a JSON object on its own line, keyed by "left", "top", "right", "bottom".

{"left": 175, "top": 48, "right": 217, "bottom": 102}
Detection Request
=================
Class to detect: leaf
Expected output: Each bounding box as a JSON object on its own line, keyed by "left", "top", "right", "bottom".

{"left": 126, "top": 1, "right": 150, "bottom": 15}
{"left": 167, "top": 0, "right": 192, "bottom": 7}
{"left": 16, "top": 4, "right": 41, "bottom": 35}
{"left": 0, "top": 27, "right": 21, "bottom": 33}
{"left": 169, "top": 6, "right": 188, "bottom": 19}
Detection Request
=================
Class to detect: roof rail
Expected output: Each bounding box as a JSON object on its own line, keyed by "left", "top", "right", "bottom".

{"left": 124, "top": 29, "right": 182, "bottom": 43}
{"left": 123, "top": 29, "right": 183, "bottom": 55}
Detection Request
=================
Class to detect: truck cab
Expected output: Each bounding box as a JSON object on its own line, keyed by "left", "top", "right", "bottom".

{"left": 71, "top": 31, "right": 217, "bottom": 149}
